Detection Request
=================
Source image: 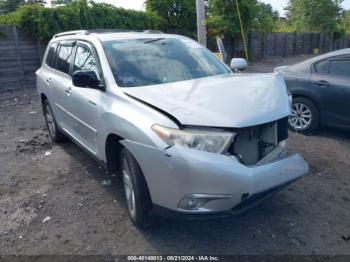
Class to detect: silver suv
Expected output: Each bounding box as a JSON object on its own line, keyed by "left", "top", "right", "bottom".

{"left": 36, "top": 30, "right": 309, "bottom": 228}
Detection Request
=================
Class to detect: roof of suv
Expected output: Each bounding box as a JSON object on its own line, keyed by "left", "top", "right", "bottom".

{"left": 53, "top": 29, "right": 180, "bottom": 42}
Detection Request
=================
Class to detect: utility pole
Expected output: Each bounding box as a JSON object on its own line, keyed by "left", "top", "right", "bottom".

{"left": 235, "top": 0, "right": 249, "bottom": 62}
{"left": 196, "top": 0, "right": 207, "bottom": 47}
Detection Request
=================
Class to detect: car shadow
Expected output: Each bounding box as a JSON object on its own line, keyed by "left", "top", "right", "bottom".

{"left": 57, "top": 139, "right": 312, "bottom": 255}
{"left": 316, "top": 126, "right": 350, "bottom": 140}
{"left": 58, "top": 140, "right": 127, "bottom": 207}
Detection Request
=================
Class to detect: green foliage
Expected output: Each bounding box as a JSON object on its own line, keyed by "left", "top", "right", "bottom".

{"left": 145, "top": 0, "right": 197, "bottom": 38}
{"left": 252, "top": 2, "right": 278, "bottom": 33}
{"left": 0, "top": 0, "right": 165, "bottom": 40}
{"left": 273, "top": 18, "right": 295, "bottom": 32}
{"left": 285, "top": 0, "right": 342, "bottom": 33}
{"left": 338, "top": 10, "right": 350, "bottom": 34}
{"left": 0, "top": 0, "right": 23, "bottom": 13}
{"left": 0, "top": 0, "right": 45, "bottom": 14}
{"left": 206, "top": 0, "right": 277, "bottom": 37}
{"left": 51, "top": 0, "right": 73, "bottom": 5}
{"left": 26, "top": 0, "right": 46, "bottom": 4}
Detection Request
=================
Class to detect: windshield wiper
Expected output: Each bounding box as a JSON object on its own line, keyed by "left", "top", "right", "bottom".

{"left": 143, "top": 38, "right": 165, "bottom": 44}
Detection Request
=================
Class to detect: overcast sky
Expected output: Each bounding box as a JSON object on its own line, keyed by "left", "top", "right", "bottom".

{"left": 94, "top": 0, "right": 350, "bottom": 16}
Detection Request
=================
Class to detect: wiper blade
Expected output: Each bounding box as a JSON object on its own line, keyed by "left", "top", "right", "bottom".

{"left": 143, "top": 38, "right": 165, "bottom": 44}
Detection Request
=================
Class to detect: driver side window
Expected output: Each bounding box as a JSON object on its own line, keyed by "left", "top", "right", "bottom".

{"left": 73, "top": 44, "right": 101, "bottom": 80}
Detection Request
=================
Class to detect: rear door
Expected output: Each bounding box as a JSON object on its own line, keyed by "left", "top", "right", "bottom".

{"left": 311, "top": 55, "right": 350, "bottom": 128}
{"left": 49, "top": 40, "right": 76, "bottom": 132}
{"left": 37, "top": 41, "right": 59, "bottom": 116}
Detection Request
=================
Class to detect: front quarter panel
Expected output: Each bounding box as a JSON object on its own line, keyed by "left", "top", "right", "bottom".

{"left": 96, "top": 88, "right": 178, "bottom": 162}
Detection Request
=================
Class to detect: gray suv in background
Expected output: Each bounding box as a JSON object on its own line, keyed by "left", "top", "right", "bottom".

{"left": 36, "top": 30, "right": 309, "bottom": 228}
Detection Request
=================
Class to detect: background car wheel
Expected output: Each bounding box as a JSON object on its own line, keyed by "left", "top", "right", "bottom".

{"left": 120, "top": 148, "right": 153, "bottom": 228}
{"left": 288, "top": 97, "right": 320, "bottom": 134}
{"left": 43, "top": 100, "right": 66, "bottom": 142}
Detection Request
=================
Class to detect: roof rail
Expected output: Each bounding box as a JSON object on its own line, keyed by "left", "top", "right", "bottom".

{"left": 143, "top": 30, "right": 163, "bottom": 34}
{"left": 86, "top": 29, "right": 135, "bottom": 34}
{"left": 53, "top": 30, "right": 89, "bottom": 38}
{"left": 85, "top": 29, "right": 163, "bottom": 34}
{"left": 53, "top": 29, "right": 164, "bottom": 38}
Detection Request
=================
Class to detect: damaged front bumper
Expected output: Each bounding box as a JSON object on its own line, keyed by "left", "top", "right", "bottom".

{"left": 121, "top": 140, "right": 309, "bottom": 219}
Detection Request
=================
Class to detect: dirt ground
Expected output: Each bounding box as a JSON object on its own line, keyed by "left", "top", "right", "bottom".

{"left": 0, "top": 56, "right": 350, "bottom": 256}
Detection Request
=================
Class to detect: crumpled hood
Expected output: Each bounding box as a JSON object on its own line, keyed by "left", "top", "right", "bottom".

{"left": 123, "top": 73, "right": 291, "bottom": 128}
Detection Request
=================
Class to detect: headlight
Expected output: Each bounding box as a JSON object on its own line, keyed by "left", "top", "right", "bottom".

{"left": 152, "top": 124, "right": 235, "bottom": 154}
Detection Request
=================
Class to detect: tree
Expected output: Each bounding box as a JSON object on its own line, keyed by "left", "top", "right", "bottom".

{"left": 252, "top": 2, "right": 278, "bottom": 33}
{"left": 206, "top": 0, "right": 277, "bottom": 36}
{"left": 285, "top": 0, "right": 343, "bottom": 33}
{"left": 0, "top": 0, "right": 165, "bottom": 39}
{"left": 0, "top": 0, "right": 23, "bottom": 13}
{"left": 51, "top": 0, "right": 73, "bottom": 7}
{"left": 273, "top": 18, "right": 295, "bottom": 32}
{"left": 339, "top": 10, "right": 350, "bottom": 33}
{"left": 0, "top": 0, "right": 45, "bottom": 14}
{"left": 145, "top": 0, "right": 197, "bottom": 37}
{"left": 26, "top": 0, "right": 45, "bottom": 4}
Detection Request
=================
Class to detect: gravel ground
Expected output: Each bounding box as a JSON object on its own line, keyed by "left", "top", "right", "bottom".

{"left": 0, "top": 56, "right": 349, "bottom": 256}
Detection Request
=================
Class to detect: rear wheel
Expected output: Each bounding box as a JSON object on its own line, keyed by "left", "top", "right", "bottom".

{"left": 120, "top": 148, "right": 153, "bottom": 228}
{"left": 288, "top": 97, "right": 320, "bottom": 134}
{"left": 43, "top": 100, "right": 66, "bottom": 142}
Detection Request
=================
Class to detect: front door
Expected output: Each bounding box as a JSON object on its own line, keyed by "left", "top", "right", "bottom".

{"left": 64, "top": 42, "right": 105, "bottom": 154}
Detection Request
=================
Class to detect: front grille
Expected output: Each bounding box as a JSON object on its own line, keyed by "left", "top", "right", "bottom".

{"left": 228, "top": 117, "right": 288, "bottom": 166}
{"left": 277, "top": 117, "right": 289, "bottom": 142}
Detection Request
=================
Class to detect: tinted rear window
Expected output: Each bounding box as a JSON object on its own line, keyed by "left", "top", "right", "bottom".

{"left": 56, "top": 44, "right": 74, "bottom": 75}
{"left": 330, "top": 59, "right": 350, "bottom": 78}
{"left": 45, "top": 42, "right": 58, "bottom": 68}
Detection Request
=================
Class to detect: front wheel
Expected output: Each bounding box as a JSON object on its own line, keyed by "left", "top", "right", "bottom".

{"left": 120, "top": 148, "right": 153, "bottom": 228}
{"left": 288, "top": 97, "right": 320, "bottom": 134}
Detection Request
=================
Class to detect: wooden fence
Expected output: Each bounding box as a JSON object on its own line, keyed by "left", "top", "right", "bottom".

{"left": 222, "top": 32, "right": 350, "bottom": 62}
{"left": 0, "top": 25, "right": 44, "bottom": 90}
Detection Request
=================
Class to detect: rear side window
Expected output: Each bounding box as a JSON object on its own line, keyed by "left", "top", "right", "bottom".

{"left": 45, "top": 42, "right": 58, "bottom": 68}
{"left": 329, "top": 59, "right": 350, "bottom": 78}
{"left": 56, "top": 44, "right": 74, "bottom": 75}
{"left": 314, "top": 60, "right": 329, "bottom": 74}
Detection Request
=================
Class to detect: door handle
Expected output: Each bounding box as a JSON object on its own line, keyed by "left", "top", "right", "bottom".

{"left": 65, "top": 87, "right": 72, "bottom": 95}
{"left": 88, "top": 100, "right": 97, "bottom": 106}
{"left": 314, "top": 80, "right": 329, "bottom": 87}
{"left": 46, "top": 77, "right": 52, "bottom": 83}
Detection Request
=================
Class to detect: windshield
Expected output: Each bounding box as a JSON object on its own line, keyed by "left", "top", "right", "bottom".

{"left": 102, "top": 37, "right": 230, "bottom": 87}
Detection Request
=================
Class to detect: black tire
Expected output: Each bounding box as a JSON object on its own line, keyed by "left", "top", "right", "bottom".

{"left": 288, "top": 97, "right": 320, "bottom": 134}
{"left": 43, "top": 100, "right": 66, "bottom": 143}
{"left": 120, "top": 148, "right": 153, "bottom": 228}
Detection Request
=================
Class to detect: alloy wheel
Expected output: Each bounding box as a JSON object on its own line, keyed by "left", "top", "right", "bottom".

{"left": 122, "top": 158, "right": 137, "bottom": 219}
{"left": 289, "top": 102, "right": 312, "bottom": 131}
{"left": 45, "top": 104, "right": 56, "bottom": 138}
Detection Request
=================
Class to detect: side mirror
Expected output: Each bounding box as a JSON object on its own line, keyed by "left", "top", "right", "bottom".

{"left": 230, "top": 58, "right": 248, "bottom": 72}
{"left": 72, "top": 70, "right": 101, "bottom": 89}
